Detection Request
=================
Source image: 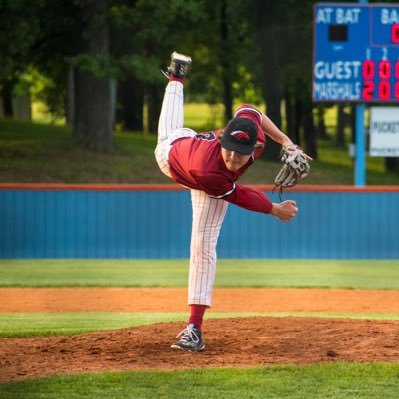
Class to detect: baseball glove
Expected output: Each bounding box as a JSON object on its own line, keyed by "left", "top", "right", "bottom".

{"left": 274, "top": 145, "right": 310, "bottom": 188}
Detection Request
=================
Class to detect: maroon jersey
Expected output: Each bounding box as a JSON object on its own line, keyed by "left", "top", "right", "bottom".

{"left": 168, "top": 105, "right": 273, "bottom": 214}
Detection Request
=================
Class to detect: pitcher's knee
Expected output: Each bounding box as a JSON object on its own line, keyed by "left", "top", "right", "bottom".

{"left": 191, "top": 242, "right": 216, "bottom": 262}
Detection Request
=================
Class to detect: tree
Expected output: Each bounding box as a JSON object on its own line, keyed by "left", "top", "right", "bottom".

{"left": 315, "top": 105, "right": 329, "bottom": 140}
{"left": 0, "top": 0, "right": 115, "bottom": 150}
{"left": 385, "top": 158, "right": 399, "bottom": 173}
{"left": 278, "top": 0, "right": 318, "bottom": 159}
{"left": 110, "top": 0, "right": 205, "bottom": 133}
{"left": 117, "top": 76, "right": 143, "bottom": 131}
{"left": 0, "top": 0, "right": 43, "bottom": 117}
{"left": 219, "top": 0, "right": 233, "bottom": 122}
{"left": 336, "top": 104, "right": 346, "bottom": 147}
{"left": 254, "top": 0, "right": 284, "bottom": 161}
{"left": 240, "top": 0, "right": 318, "bottom": 159}
{"left": 72, "top": 0, "right": 114, "bottom": 151}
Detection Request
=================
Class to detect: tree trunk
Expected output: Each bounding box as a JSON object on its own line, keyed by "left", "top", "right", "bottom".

{"left": 256, "top": 0, "right": 283, "bottom": 161}
{"left": 293, "top": 98, "right": 302, "bottom": 145}
{"left": 385, "top": 158, "right": 399, "bottom": 173}
{"left": 302, "top": 99, "right": 317, "bottom": 160}
{"left": 74, "top": 72, "right": 114, "bottom": 150}
{"left": 336, "top": 104, "right": 345, "bottom": 147}
{"left": 146, "top": 83, "right": 162, "bottom": 135}
{"left": 2, "top": 80, "right": 14, "bottom": 117}
{"left": 220, "top": 0, "right": 233, "bottom": 123}
{"left": 66, "top": 66, "right": 75, "bottom": 126}
{"left": 118, "top": 76, "right": 144, "bottom": 131}
{"left": 285, "top": 92, "right": 294, "bottom": 138}
{"left": 350, "top": 105, "right": 356, "bottom": 143}
{"left": 316, "top": 105, "right": 328, "bottom": 140}
{"left": 73, "top": 0, "right": 114, "bottom": 151}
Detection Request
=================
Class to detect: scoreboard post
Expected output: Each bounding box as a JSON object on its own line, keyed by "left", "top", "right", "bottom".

{"left": 313, "top": 1, "right": 399, "bottom": 185}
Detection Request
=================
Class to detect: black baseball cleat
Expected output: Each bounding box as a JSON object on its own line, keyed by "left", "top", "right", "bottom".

{"left": 162, "top": 51, "right": 192, "bottom": 80}
{"left": 171, "top": 323, "right": 205, "bottom": 352}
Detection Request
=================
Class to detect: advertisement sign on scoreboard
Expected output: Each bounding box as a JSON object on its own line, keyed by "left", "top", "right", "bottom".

{"left": 369, "top": 106, "right": 399, "bottom": 156}
{"left": 313, "top": 3, "right": 399, "bottom": 102}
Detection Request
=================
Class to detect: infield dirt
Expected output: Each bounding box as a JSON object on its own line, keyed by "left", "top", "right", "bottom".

{"left": 2, "top": 287, "right": 399, "bottom": 313}
{"left": 1, "top": 288, "right": 399, "bottom": 382}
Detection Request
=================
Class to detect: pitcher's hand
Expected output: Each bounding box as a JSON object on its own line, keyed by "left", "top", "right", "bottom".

{"left": 270, "top": 200, "right": 298, "bottom": 222}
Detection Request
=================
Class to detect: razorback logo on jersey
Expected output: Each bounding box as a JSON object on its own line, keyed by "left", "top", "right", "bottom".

{"left": 196, "top": 132, "right": 216, "bottom": 141}
{"left": 231, "top": 131, "right": 250, "bottom": 141}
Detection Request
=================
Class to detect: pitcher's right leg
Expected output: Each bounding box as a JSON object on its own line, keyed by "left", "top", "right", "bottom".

{"left": 157, "top": 81, "right": 185, "bottom": 144}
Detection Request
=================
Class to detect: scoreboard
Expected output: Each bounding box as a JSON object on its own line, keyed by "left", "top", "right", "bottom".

{"left": 313, "top": 3, "right": 399, "bottom": 102}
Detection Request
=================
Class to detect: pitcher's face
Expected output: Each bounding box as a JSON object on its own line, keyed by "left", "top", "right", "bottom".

{"left": 221, "top": 148, "right": 252, "bottom": 172}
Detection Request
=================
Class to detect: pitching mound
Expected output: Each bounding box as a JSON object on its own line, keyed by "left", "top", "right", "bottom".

{"left": 2, "top": 316, "right": 399, "bottom": 382}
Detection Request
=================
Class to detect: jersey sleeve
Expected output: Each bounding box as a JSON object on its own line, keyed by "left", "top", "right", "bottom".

{"left": 223, "top": 184, "right": 273, "bottom": 214}
{"left": 234, "top": 104, "right": 263, "bottom": 125}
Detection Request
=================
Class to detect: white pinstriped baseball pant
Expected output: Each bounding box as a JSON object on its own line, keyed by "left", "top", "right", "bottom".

{"left": 155, "top": 81, "right": 228, "bottom": 307}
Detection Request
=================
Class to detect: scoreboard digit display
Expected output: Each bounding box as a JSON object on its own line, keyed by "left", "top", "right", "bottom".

{"left": 313, "top": 3, "right": 399, "bottom": 102}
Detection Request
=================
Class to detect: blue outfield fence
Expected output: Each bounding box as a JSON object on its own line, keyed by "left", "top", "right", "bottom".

{"left": 0, "top": 184, "right": 398, "bottom": 259}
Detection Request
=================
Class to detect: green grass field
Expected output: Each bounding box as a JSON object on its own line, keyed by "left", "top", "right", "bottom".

{"left": 2, "top": 364, "right": 399, "bottom": 399}
{"left": 1, "top": 259, "right": 399, "bottom": 398}
{"left": 1, "top": 259, "right": 399, "bottom": 289}
{"left": 2, "top": 103, "right": 399, "bottom": 185}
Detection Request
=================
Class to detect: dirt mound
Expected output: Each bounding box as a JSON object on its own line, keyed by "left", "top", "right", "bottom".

{"left": 2, "top": 316, "right": 399, "bottom": 382}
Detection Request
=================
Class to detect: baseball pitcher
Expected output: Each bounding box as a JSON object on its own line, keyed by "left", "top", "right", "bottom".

{"left": 155, "top": 51, "right": 311, "bottom": 352}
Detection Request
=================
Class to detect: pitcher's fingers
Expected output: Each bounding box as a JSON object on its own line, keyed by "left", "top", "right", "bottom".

{"left": 304, "top": 153, "right": 313, "bottom": 161}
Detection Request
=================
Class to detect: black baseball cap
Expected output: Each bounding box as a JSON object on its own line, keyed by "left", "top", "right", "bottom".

{"left": 220, "top": 117, "right": 258, "bottom": 155}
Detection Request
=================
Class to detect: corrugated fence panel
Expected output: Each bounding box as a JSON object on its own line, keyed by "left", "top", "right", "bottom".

{"left": 219, "top": 192, "right": 398, "bottom": 259}
{"left": 0, "top": 187, "right": 398, "bottom": 259}
{"left": 0, "top": 190, "right": 192, "bottom": 258}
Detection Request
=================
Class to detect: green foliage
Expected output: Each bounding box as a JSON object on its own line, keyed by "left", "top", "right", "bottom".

{"left": 232, "top": 66, "right": 263, "bottom": 105}
{"left": 2, "top": 364, "right": 399, "bottom": 399}
{"left": 186, "top": 0, "right": 260, "bottom": 106}
{"left": 0, "top": 0, "right": 44, "bottom": 79}
{"left": 277, "top": 0, "right": 316, "bottom": 97}
{"left": 69, "top": 54, "right": 118, "bottom": 79}
{"left": 22, "top": 68, "right": 66, "bottom": 119}
{"left": 109, "top": 0, "right": 204, "bottom": 83}
{"left": 116, "top": 55, "right": 164, "bottom": 83}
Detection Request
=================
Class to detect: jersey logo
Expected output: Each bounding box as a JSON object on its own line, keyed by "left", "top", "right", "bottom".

{"left": 231, "top": 131, "right": 250, "bottom": 141}
{"left": 195, "top": 132, "right": 216, "bottom": 141}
